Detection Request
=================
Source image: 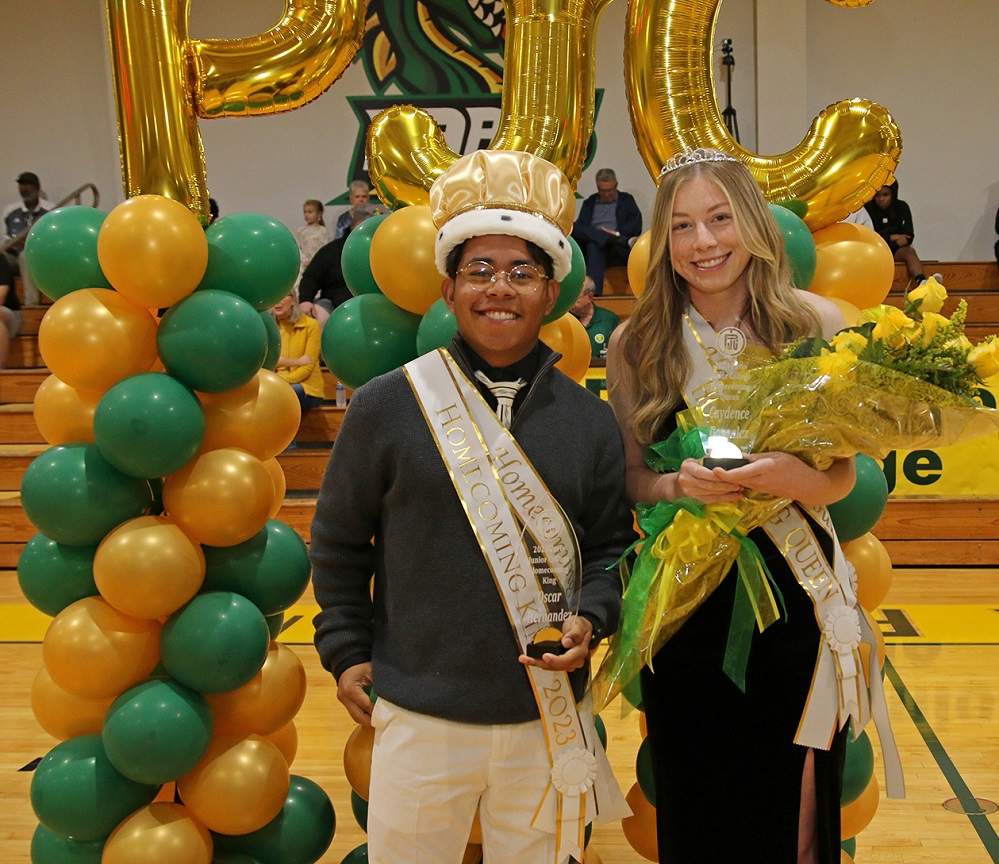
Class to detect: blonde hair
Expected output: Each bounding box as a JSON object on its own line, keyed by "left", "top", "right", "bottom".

{"left": 276, "top": 290, "right": 303, "bottom": 324}
{"left": 620, "top": 156, "right": 820, "bottom": 446}
{"left": 303, "top": 199, "right": 325, "bottom": 226}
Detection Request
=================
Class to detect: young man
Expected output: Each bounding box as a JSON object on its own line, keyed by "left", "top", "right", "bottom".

{"left": 3, "top": 172, "right": 55, "bottom": 306}
{"left": 310, "top": 150, "right": 633, "bottom": 864}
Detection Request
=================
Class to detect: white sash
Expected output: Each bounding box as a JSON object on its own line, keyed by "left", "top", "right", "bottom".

{"left": 682, "top": 312, "right": 904, "bottom": 798}
{"left": 405, "top": 348, "right": 629, "bottom": 864}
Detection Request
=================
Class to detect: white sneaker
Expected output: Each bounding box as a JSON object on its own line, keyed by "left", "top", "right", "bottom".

{"left": 930, "top": 272, "right": 943, "bottom": 283}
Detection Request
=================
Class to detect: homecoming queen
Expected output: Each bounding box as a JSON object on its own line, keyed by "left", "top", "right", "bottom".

{"left": 607, "top": 149, "right": 887, "bottom": 864}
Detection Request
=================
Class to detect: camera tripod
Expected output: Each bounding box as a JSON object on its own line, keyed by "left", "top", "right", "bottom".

{"left": 721, "top": 38, "right": 740, "bottom": 143}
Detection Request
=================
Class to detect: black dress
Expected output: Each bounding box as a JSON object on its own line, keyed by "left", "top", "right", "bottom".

{"left": 639, "top": 411, "right": 847, "bottom": 864}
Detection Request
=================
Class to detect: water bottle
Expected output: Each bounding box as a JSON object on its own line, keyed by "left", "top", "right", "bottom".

{"left": 335, "top": 382, "right": 347, "bottom": 408}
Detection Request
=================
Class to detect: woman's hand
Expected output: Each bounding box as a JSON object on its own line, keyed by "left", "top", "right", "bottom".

{"left": 714, "top": 452, "right": 855, "bottom": 507}
{"left": 675, "top": 457, "right": 744, "bottom": 504}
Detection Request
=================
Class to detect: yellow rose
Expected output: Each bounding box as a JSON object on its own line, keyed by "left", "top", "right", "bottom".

{"left": 907, "top": 277, "right": 948, "bottom": 315}
{"left": 860, "top": 304, "right": 892, "bottom": 324}
{"left": 915, "top": 311, "right": 949, "bottom": 348}
{"left": 871, "top": 307, "right": 914, "bottom": 349}
{"left": 968, "top": 338, "right": 999, "bottom": 380}
{"left": 944, "top": 334, "right": 973, "bottom": 354}
{"left": 830, "top": 330, "right": 868, "bottom": 354}
{"left": 817, "top": 347, "right": 857, "bottom": 381}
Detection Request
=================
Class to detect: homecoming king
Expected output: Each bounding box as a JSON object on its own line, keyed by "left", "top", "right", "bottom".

{"left": 310, "top": 150, "right": 634, "bottom": 864}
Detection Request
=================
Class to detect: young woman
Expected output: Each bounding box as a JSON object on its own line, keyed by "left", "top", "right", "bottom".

{"left": 607, "top": 149, "right": 857, "bottom": 864}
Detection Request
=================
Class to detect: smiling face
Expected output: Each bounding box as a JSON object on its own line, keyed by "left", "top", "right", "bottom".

{"left": 668, "top": 174, "right": 751, "bottom": 309}
{"left": 442, "top": 235, "right": 558, "bottom": 368}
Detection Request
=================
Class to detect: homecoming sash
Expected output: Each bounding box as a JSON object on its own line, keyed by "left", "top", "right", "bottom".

{"left": 405, "top": 348, "right": 629, "bottom": 864}
{"left": 683, "top": 312, "right": 905, "bottom": 798}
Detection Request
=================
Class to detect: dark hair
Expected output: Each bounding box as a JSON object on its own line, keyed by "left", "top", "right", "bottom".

{"left": 208, "top": 198, "right": 219, "bottom": 222}
{"left": 445, "top": 238, "right": 554, "bottom": 279}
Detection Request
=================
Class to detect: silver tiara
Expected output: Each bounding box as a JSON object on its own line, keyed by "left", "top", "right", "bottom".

{"left": 658, "top": 148, "right": 739, "bottom": 179}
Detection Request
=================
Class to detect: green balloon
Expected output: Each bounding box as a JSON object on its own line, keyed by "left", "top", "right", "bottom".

{"left": 828, "top": 454, "right": 889, "bottom": 543}
{"left": 841, "top": 837, "right": 857, "bottom": 857}
{"left": 30, "top": 735, "right": 158, "bottom": 842}
{"left": 212, "top": 775, "right": 336, "bottom": 864}
{"left": 416, "top": 298, "right": 457, "bottom": 356}
{"left": 17, "top": 535, "right": 98, "bottom": 616}
{"left": 544, "top": 234, "right": 585, "bottom": 324}
{"left": 102, "top": 678, "right": 213, "bottom": 785}
{"left": 158, "top": 289, "right": 268, "bottom": 393}
{"left": 321, "top": 294, "right": 421, "bottom": 390}
{"left": 773, "top": 198, "right": 809, "bottom": 219}
{"left": 261, "top": 311, "right": 281, "bottom": 371}
{"left": 635, "top": 736, "right": 656, "bottom": 806}
{"left": 350, "top": 790, "right": 368, "bottom": 831}
{"left": 93, "top": 373, "right": 205, "bottom": 478}
{"left": 22, "top": 207, "right": 111, "bottom": 301}
{"left": 339, "top": 845, "right": 368, "bottom": 864}
{"left": 265, "top": 612, "right": 286, "bottom": 640}
{"left": 213, "top": 856, "right": 266, "bottom": 864}
{"left": 202, "top": 520, "right": 312, "bottom": 616}
{"left": 20, "top": 444, "right": 154, "bottom": 547}
{"left": 160, "top": 591, "right": 270, "bottom": 694}
{"left": 593, "top": 713, "right": 607, "bottom": 750}
{"left": 30, "top": 823, "right": 106, "bottom": 863}
{"left": 841, "top": 729, "right": 875, "bottom": 806}
{"left": 199, "top": 213, "right": 301, "bottom": 311}
{"left": 343, "top": 214, "right": 388, "bottom": 297}
{"left": 768, "top": 203, "right": 817, "bottom": 290}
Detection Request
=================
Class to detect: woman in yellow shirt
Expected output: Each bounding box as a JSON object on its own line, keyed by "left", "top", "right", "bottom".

{"left": 272, "top": 290, "right": 325, "bottom": 413}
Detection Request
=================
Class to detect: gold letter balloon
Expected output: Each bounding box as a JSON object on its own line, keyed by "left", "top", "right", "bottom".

{"left": 625, "top": 0, "right": 901, "bottom": 230}
{"left": 367, "top": 0, "right": 613, "bottom": 207}
{"left": 105, "top": 0, "right": 366, "bottom": 218}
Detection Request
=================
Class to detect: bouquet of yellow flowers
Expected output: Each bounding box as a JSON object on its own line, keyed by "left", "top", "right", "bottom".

{"left": 593, "top": 278, "right": 999, "bottom": 709}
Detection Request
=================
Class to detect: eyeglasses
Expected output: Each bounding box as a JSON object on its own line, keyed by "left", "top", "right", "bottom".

{"left": 457, "top": 261, "right": 549, "bottom": 294}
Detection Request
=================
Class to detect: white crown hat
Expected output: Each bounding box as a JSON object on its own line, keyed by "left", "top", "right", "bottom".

{"left": 430, "top": 150, "right": 575, "bottom": 281}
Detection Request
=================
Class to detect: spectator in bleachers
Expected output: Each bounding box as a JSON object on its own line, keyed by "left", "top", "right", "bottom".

{"left": 570, "top": 276, "right": 620, "bottom": 360}
{"left": 3, "top": 172, "right": 55, "bottom": 306}
{"left": 334, "top": 180, "right": 373, "bottom": 239}
{"left": 0, "top": 254, "right": 23, "bottom": 369}
{"left": 571, "top": 168, "right": 642, "bottom": 296}
{"left": 299, "top": 203, "right": 378, "bottom": 327}
{"left": 864, "top": 181, "right": 939, "bottom": 286}
{"left": 272, "top": 288, "right": 325, "bottom": 421}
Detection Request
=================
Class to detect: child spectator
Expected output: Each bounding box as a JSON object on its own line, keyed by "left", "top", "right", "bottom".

{"left": 296, "top": 199, "right": 331, "bottom": 271}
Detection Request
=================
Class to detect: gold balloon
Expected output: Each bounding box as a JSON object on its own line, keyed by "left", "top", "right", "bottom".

{"left": 827, "top": 296, "right": 863, "bottom": 327}
{"left": 93, "top": 515, "right": 206, "bottom": 620}
{"left": 178, "top": 734, "right": 290, "bottom": 836}
{"left": 841, "top": 774, "right": 880, "bottom": 839}
{"left": 810, "top": 222, "right": 895, "bottom": 309}
{"left": 206, "top": 642, "right": 307, "bottom": 737}
{"left": 266, "top": 720, "right": 299, "bottom": 768}
{"left": 106, "top": 0, "right": 366, "bottom": 218}
{"left": 627, "top": 231, "right": 652, "bottom": 298}
{"left": 37, "top": 288, "right": 158, "bottom": 393}
{"left": 103, "top": 802, "right": 212, "bottom": 864}
{"left": 262, "top": 458, "right": 287, "bottom": 520}
{"left": 366, "top": 0, "right": 612, "bottom": 206}
{"left": 197, "top": 371, "right": 301, "bottom": 461}
{"left": 343, "top": 723, "right": 375, "bottom": 800}
{"left": 31, "top": 666, "right": 115, "bottom": 740}
{"left": 843, "top": 532, "right": 893, "bottom": 611}
{"left": 42, "top": 596, "right": 162, "bottom": 700}
{"left": 162, "top": 448, "right": 274, "bottom": 547}
{"left": 621, "top": 782, "right": 658, "bottom": 861}
{"left": 369, "top": 207, "right": 442, "bottom": 315}
{"left": 33, "top": 375, "right": 101, "bottom": 445}
{"left": 540, "top": 314, "right": 592, "bottom": 383}
{"left": 624, "top": 0, "right": 901, "bottom": 231}
{"left": 97, "top": 195, "right": 208, "bottom": 308}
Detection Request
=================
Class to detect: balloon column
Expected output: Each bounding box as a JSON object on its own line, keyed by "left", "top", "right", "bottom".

{"left": 20, "top": 197, "right": 336, "bottom": 864}
{"left": 323, "top": 210, "right": 592, "bottom": 388}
